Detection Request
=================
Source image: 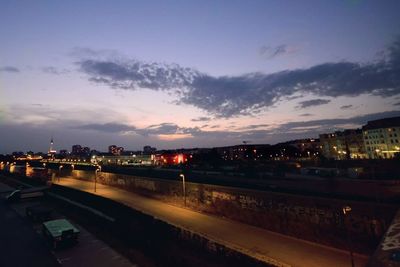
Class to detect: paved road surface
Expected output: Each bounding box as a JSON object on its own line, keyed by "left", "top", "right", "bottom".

{"left": 0, "top": 198, "right": 59, "bottom": 267}
{"left": 11, "top": 200, "right": 136, "bottom": 267}
{"left": 55, "top": 177, "right": 370, "bottom": 267}
{"left": 0, "top": 178, "right": 136, "bottom": 267}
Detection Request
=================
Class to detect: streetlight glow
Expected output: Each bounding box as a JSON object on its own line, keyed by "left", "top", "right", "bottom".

{"left": 179, "top": 174, "right": 186, "bottom": 207}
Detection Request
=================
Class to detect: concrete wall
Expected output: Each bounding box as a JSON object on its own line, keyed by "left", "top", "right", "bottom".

{"left": 55, "top": 169, "right": 397, "bottom": 254}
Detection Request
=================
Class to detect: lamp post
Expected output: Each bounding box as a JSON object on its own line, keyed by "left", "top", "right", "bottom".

{"left": 94, "top": 165, "right": 101, "bottom": 192}
{"left": 179, "top": 174, "right": 186, "bottom": 206}
{"left": 342, "top": 205, "right": 355, "bottom": 267}
{"left": 58, "top": 165, "right": 63, "bottom": 182}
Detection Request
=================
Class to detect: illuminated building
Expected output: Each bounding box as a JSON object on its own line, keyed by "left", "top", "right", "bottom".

{"left": 363, "top": 117, "right": 400, "bottom": 159}
{"left": 282, "top": 138, "right": 321, "bottom": 158}
{"left": 108, "top": 145, "right": 124, "bottom": 155}
{"left": 71, "top": 145, "right": 90, "bottom": 156}
{"left": 91, "top": 154, "right": 154, "bottom": 166}
{"left": 320, "top": 129, "right": 366, "bottom": 160}
{"left": 215, "top": 144, "right": 275, "bottom": 161}
{"left": 156, "top": 153, "right": 188, "bottom": 165}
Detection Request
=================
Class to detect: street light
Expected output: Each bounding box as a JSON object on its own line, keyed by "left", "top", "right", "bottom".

{"left": 342, "top": 205, "right": 355, "bottom": 267}
{"left": 94, "top": 165, "right": 102, "bottom": 192}
{"left": 58, "top": 165, "right": 63, "bottom": 182}
{"left": 179, "top": 174, "right": 186, "bottom": 206}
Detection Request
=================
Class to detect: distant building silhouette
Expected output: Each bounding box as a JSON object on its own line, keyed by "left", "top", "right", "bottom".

{"left": 143, "top": 145, "right": 157, "bottom": 155}
{"left": 108, "top": 145, "right": 124, "bottom": 155}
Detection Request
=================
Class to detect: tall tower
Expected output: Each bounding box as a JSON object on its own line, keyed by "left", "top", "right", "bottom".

{"left": 48, "top": 136, "right": 56, "bottom": 157}
{"left": 49, "top": 137, "right": 54, "bottom": 152}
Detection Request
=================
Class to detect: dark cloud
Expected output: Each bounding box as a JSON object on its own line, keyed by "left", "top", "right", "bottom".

{"left": 138, "top": 123, "right": 180, "bottom": 136}
{"left": 191, "top": 117, "right": 211, "bottom": 122}
{"left": 274, "top": 110, "right": 400, "bottom": 134}
{"left": 238, "top": 124, "right": 269, "bottom": 130}
{"left": 259, "top": 44, "right": 299, "bottom": 59}
{"left": 74, "top": 110, "right": 400, "bottom": 140}
{"left": 300, "top": 113, "right": 313, "bottom": 117}
{"left": 42, "top": 66, "right": 70, "bottom": 75}
{"left": 297, "top": 99, "right": 331, "bottom": 109}
{"left": 74, "top": 123, "right": 136, "bottom": 133}
{"left": 75, "top": 122, "right": 202, "bottom": 137}
{"left": 79, "top": 59, "right": 196, "bottom": 91}
{"left": 0, "top": 66, "right": 20, "bottom": 73}
{"left": 340, "top": 105, "right": 353, "bottom": 110}
{"left": 77, "top": 37, "right": 400, "bottom": 118}
{"left": 2, "top": 110, "right": 400, "bottom": 154}
{"left": 394, "top": 102, "right": 400, "bottom": 106}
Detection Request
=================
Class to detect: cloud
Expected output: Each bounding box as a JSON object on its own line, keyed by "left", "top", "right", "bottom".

{"left": 138, "top": 123, "right": 180, "bottom": 136}
{"left": 259, "top": 44, "right": 300, "bottom": 59}
{"left": 300, "top": 113, "right": 313, "bottom": 117}
{"left": 74, "top": 123, "right": 136, "bottom": 133}
{"left": 74, "top": 110, "right": 400, "bottom": 140}
{"left": 340, "top": 105, "right": 353, "bottom": 110}
{"left": 238, "top": 124, "right": 269, "bottom": 130}
{"left": 79, "top": 59, "right": 196, "bottom": 91}
{"left": 42, "top": 66, "right": 70, "bottom": 75}
{"left": 2, "top": 108, "right": 399, "bottom": 154}
{"left": 76, "top": 37, "right": 400, "bottom": 118}
{"left": 75, "top": 122, "right": 202, "bottom": 137}
{"left": 394, "top": 102, "right": 400, "bottom": 106}
{"left": 0, "top": 66, "right": 20, "bottom": 73}
{"left": 274, "top": 110, "right": 400, "bottom": 134}
{"left": 297, "top": 99, "right": 331, "bottom": 109}
{"left": 191, "top": 117, "right": 211, "bottom": 122}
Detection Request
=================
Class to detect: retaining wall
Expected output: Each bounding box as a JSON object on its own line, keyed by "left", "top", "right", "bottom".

{"left": 54, "top": 169, "right": 397, "bottom": 254}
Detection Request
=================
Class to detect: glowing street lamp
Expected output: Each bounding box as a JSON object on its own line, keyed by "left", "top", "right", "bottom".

{"left": 58, "top": 165, "right": 63, "bottom": 182}
{"left": 179, "top": 174, "right": 186, "bottom": 206}
{"left": 342, "top": 205, "right": 355, "bottom": 267}
{"left": 94, "top": 165, "right": 102, "bottom": 192}
{"left": 342, "top": 205, "right": 351, "bottom": 215}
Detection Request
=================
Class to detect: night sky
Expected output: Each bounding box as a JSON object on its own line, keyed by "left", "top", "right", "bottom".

{"left": 1, "top": 0, "right": 400, "bottom": 153}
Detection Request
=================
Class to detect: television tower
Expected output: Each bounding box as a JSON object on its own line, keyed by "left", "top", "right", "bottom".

{"left": 48, "top": 136, "right": 57, "bottom": 157}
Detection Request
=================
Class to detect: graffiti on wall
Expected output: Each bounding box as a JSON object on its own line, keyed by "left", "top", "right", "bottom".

{"left": 381, "top": 214, "right": 400, "bottom": 251}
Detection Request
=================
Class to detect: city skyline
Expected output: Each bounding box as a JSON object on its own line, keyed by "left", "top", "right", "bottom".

{"left": 1, "top": 1, "right": 400, "bottom": 153}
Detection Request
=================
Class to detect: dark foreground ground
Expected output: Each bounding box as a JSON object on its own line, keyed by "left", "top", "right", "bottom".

{"left": 0, "top": 200, "right": 59, "bottom": 267}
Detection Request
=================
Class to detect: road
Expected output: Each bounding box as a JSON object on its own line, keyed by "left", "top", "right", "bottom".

{"left": 54, "top": 177, "right": 370, "bottom": 267}
{"left": 0, "top": 178, "right": 136, "bottom": 267}
{"left": 11, "top": 200, "right": 135, "bottom": 267}
{"left": 0, "top": 196, "right": 59, "bottom": 267}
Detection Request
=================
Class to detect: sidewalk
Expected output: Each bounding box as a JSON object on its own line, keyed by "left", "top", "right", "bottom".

{"left": 0, "top": 183, "right": 59, "bottom": 267}
{"left": 55, "top": 177, "right": 369, "bottom": 267}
